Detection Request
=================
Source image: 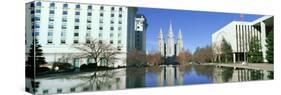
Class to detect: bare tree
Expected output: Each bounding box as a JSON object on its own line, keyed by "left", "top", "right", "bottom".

{"left": 193, "top": 45, "right": 213, "bottom": 63}
{"left": 146, "top": 51, "right": 164, "bottom": 66}
{"left": 73, "top": 39, "right": 120, "bottom": 67}
{"left": 176, "top": 50, "right": 192, "bottom": 64}
{"left": 127, "top": 49, "right": 147, "bottom": 67}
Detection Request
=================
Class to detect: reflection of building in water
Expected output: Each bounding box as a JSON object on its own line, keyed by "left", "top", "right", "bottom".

{"left": 126, "top": 68, "right": 146, "bottom": 88}
{"left": 27, "top": 69, "right": 126, "bottom": 94}
{"left": 213, "top": 67, "right": 273, "bottom": 83}
{"left": 158, "top": 66, "right": 184, "bottom": 86}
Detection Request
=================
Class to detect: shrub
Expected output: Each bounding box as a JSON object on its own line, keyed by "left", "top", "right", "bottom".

{"left": 52, "top": 62, "right": 73, "bottom": 71}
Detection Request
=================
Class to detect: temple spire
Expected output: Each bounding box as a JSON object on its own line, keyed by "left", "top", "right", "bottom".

{"left": 178, "top": 29, "right": 182, "bottom": 39}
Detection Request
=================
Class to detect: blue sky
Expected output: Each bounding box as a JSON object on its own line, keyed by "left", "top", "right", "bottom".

{"left": 138, "top": 8, "right": 263, "bottom": 53}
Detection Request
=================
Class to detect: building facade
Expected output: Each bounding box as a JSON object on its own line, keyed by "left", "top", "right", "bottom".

{"left": 212, "top": 16, "right": 273, "bottom": 63}
{"left": 134, "top": 14, "right": 148, "bottom": 52}
{"left": 25, "top": 0, "right": 146, "bottom": 67}
{"left": 158, "top": 22, "right": 184, "bottom": 60}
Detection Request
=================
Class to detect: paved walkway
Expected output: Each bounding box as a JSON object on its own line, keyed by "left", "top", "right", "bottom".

{"left": 214, "top": 63, "right": 274, "bottom": 71}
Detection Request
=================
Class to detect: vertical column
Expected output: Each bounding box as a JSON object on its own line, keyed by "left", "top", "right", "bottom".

{"left": 233, "top": 53, "right": 236, "bottom": 63}
{"left": 260, "top": 22, "right": 267, "bottom": 62}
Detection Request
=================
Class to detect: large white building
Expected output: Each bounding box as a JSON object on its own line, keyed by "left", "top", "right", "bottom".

{"left": 212, "top": 16, "right": 273, "bottom": 63}
{"left": 158, "top": 22, "right": 184, "bottom": 60}
{"left": 25, "top": 0, "right": 147, "bottom": 67}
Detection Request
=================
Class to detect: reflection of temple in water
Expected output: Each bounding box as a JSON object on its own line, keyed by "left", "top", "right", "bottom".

{"left": 158, "top": 65, "right": 184, "bottom": 86}
{"left": 213, "top": 67, "right": 273, "bottom": 83}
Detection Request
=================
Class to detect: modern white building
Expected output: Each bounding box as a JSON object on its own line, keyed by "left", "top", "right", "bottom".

{"left": 25, "top": 0, "right": 146, "bottom": 67}
{"left": 212, "top": 16, "right": 273, "bottom": 63}
{"left": 158, "top": 22, "right": 184, "bottom": 58}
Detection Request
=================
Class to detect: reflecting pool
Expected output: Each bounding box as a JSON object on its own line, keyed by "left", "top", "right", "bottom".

{"left": 26, "top": 65, "right": 273, "bottom": 94}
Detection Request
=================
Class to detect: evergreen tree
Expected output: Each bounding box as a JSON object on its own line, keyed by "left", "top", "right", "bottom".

{"left": 266, "top": 31, "right": 273, "bottom": 63}
{"left": 26, "top": 39, "right": 46, "bottom": 70}
{"left": 221, "top": 38, "right": 233, "bottom": 63}
{"left": 248, "top": 37, "right": 263, "bottom": 63}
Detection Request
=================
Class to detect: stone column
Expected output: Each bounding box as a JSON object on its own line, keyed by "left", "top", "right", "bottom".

{"left": 260, "top": 22, "right": 268, "bottom": 62}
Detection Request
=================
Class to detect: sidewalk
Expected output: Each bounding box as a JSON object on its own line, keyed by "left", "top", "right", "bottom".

{"left": 215, "top": 63, "right": 273, "bottom": 71}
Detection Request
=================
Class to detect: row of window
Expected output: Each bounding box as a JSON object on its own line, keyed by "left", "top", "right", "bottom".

{"left": 31, "top": 2, "right": 123, "bottom": 11}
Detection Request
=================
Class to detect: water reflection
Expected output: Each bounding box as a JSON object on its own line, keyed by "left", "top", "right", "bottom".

{"left": 28, "top": 65, "right": 273, "bottom": 94}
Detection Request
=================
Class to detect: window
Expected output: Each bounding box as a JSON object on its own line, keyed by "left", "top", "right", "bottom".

{"left": 83, "top": 87, "right": 88, "bottom": 91}
{"left": 48, "top": 32, "right": 53, "bottom": 36}
{"left": 88, "top": 12, "right": 92, "bottom": 16}
{"left": 74, "top": 33, "right": 79, "bottom": 36}
{"left": 48, "top": 25, "right": 54, "bottom": 29}
{"left": 118, "top": 27, "right": 122, "bottom": 30}
{"left": 31, "top": 10, "right": 35, "bottom": 14}
{"left": 75, "top": 12, "right": 80, "bottom": 15}
{"left": 99, "top": 27, "right": 103, "bottom": 30}
{"left": 61, "top": 40, "right": 66, "bottom": 44}
{"left": 30, "top": 3, "right": 35, "bottom": 8}
{"left": 57, "top": 89, "right": 62, "bottom": 93}
{"left": 62, "top": 18, "right": 67, "bottom": 22}
{"left": 110, "top": 20, "right": 114, "bottom": 24}
{"left": 118, "top": 40, "right": 121, "bottom": 44}
{"left": 35, "top": 10, "right": 41, "bottom": 13}
{"left": 43, "top": 90, "right": 48, "bottom": 94}
{"left": 87, "top": 26, "right": 91, "bottom": 30}
{"left": 73, "top": 40, "right": 78, "bottom": 44}
{"left": 47, "top": 39, "right": 53, "bottom": 44}
{"left": 99, "top": 19, "right": 103, "bottom": 23}
{"left": 119, "top": 8, "right": 122, "bottom": 11}
{"left": 76, "top": 4, "right": 80, "bottom": 9}
{"left": 118, "top": 21, "right": 122, "bottom": 24}
{"left": 50, "top": 2, "right": 55, "bottom": 7}
{"left": 74, "top": 26, "right": 79, "bottom": 29}
{"left": 87, "top": 19, "right": 91, "bottom": 23}
{"left": 61, "top": 32, "right": 66, "bottom": 36}
{"left": 49, "top": 10, "right": 55, "bottom": 14}
{"left": 75, "top": 19, "right": 79, "bottom": 22}
{"left": 49, "top": 18, "right": 54, "bottom": 21}
{"left": 100, "top": 13, "right": 103, "bottom": 17}
{"left": 61, "top": 25, "right": 67, "bottom": 29}
{"left": 34, "top": 16, "right": 40, "bottom": 21}
{"left": 118, "top": 33, "right": 121, "bottom": 37}
{"left": 86, "top": 40, "right": 90, "bottom": 44}
{"left": 110, "top": 40, "right": 113, "bottom": 44}
{"left": 35, "top": 24, "right": 40, "bottom": 28}
{"left": 117, "top": 46, "right": 121, "bottom": 51}
{"left": 63, "top": 4, "right": 68, "bottom": 8}
{"left": 111, "top": 14, "right": 114, "bottom": 17}
{"left": 32, "top": 32, "right": 39, "bottom": 36}
{"left": 36, "top": 2, "right": 41, "bottom": 6}
{"left": 86, "top": 32, "right": 90, "bottom": 37}
{"left": 118, "top": 14, "right": 122, "bottom": 18}
{"left": 88, "top": 5, "right": 92, "bottom": 9}
{"left": 63, "top": 11, "right": 67, "bottom": 15}
{"left": 110, "top": 33, "right": 113, "bottom": 37}
{"left": 110, "top": 27, "right": 114, "bottom": 30}
{"left": 100, "top": 6, "right": 104, "bottom": 10}
{"left": 111, "top": 7, "right": 115, "bottom": 11}
{"left": 99, "top": 33, "right": 102, "bottom": 37}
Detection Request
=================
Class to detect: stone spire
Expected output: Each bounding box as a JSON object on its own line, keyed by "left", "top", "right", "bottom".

{"left": 176, "top": 29, "right": 184, "bottom": 56}
{"left": 158, "top": 28, "right": 165, "bottom": 56}
{"left": 167, "top": 21, "right": 175, "bottom": 57}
